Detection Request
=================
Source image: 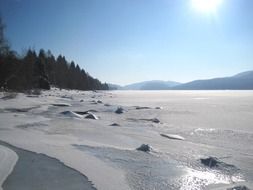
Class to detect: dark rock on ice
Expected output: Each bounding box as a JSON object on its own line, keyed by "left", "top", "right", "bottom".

{"left": 91, "top": 100, "right": 97, "bottom": 104}
{"left": 200, "top": 156, "right": 238, "bottom": 172}
{"left": 115, "top": 107, "right": 125, "bottom": 114}
{"left": 151, "top": 118, "right": 160, "bottom": 123}
{"left": 85, "top": 113, "right": 99, "bottom": 120}
{"left": 52, "top": 103, "right": 71, "bottom": 107}
{"left": 136, "top": 144, "right": 152, "bottom": 152}
{"left": 74, "top": 111, "right": 89, "bottom": 115}
{"left": 110, "top": 123, "right": 120, "bottom": 126}
{"left": 227, "top": 185, "right": 251, "bottom": 190}
{"left": 200, "top": 157, "right": 219, "bottom": 168}
{"left": 91, "top": 100, "right": 103, "bottom": 104}
{"left": 74, "top": 110, "right": 98, "bottom": 115}
{"left": 135, "top": 106, "right": 151, "bottom": 110}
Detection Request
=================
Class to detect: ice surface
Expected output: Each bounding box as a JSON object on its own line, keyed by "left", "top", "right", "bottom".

{"left": 0, "top": 141, "right": 96, "bottom": 190}
{"left": 0, "top": 89, "right": 253, "bottom": 189}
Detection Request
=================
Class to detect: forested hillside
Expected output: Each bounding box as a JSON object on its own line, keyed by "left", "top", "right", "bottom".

{"left": 0, "top": 18, "right": 108, "bottom": 91}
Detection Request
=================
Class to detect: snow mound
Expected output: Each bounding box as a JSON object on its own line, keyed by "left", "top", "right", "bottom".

{"left": 60, "top": 111, "right": 83, "bottom": 119}
{"left": 160, "top": 134, "right": 185, "bottom": 140}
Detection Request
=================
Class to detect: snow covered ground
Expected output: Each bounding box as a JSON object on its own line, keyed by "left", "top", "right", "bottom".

{"left": 0, "top": 89, "right": 252, "bottom": 190}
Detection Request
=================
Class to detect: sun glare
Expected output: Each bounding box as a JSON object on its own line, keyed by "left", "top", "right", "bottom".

{"left": 191, "top": 0, "right": 223, "bottom": 14}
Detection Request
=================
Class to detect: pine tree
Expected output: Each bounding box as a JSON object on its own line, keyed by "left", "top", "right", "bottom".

{"left": 0, "top": 17, "right": 9, "bottom": 56}
{"left": 0, "top": 17, "right": 108, "bottom": 91}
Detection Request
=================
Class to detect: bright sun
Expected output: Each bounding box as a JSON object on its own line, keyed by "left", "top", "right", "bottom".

{"left": 191, "top": 0, "right": 223, "bottom": 14}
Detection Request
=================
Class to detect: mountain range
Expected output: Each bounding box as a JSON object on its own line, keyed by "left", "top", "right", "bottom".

{"left": 108, "top": 80, "right": 180, "bottom": 90}
{"left": 109, "top": 70, "right": 253, "bottom": 90}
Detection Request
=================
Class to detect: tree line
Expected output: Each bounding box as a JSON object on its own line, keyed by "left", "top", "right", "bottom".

{"left": 0, "top": 18, "right": 108, "bottom": 91}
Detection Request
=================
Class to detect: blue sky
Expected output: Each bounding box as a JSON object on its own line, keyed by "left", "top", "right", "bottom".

{"left": 0, "top": 0, "right": 253, "bottom": 85}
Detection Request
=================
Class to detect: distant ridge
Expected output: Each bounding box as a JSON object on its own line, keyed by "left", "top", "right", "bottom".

{"left": 108, "top": 83, "right": 123, "bottom": 90}
{"left": 109, "top": 70, "right": 253, "bottom": 90}
{"left": 109, "top": 80, "right": 180, "bottom": 90}
{"left": 173, "top": 70, "right": 253, "bottom": 90}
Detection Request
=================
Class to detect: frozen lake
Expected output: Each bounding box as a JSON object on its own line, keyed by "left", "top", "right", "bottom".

{"left": 0, "top": 89, "right": 252, "bottom": 190}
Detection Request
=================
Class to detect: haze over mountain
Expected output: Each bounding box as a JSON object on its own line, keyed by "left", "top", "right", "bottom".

{"left": 109, "top": 80, "right": 181, "bottom": 90}
{"left": 124, "top": 80, "right": 181, "bottom": 90}
{"left": 109, "top": 71, "right": 253, "bottom": 90}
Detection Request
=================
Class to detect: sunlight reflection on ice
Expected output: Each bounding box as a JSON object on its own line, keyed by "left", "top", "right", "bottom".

{"left": 180, "top": 168, "right": 244, "bottom": 190}
{"left": 194, "top": 128, "right": 216, "bottom": 132}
